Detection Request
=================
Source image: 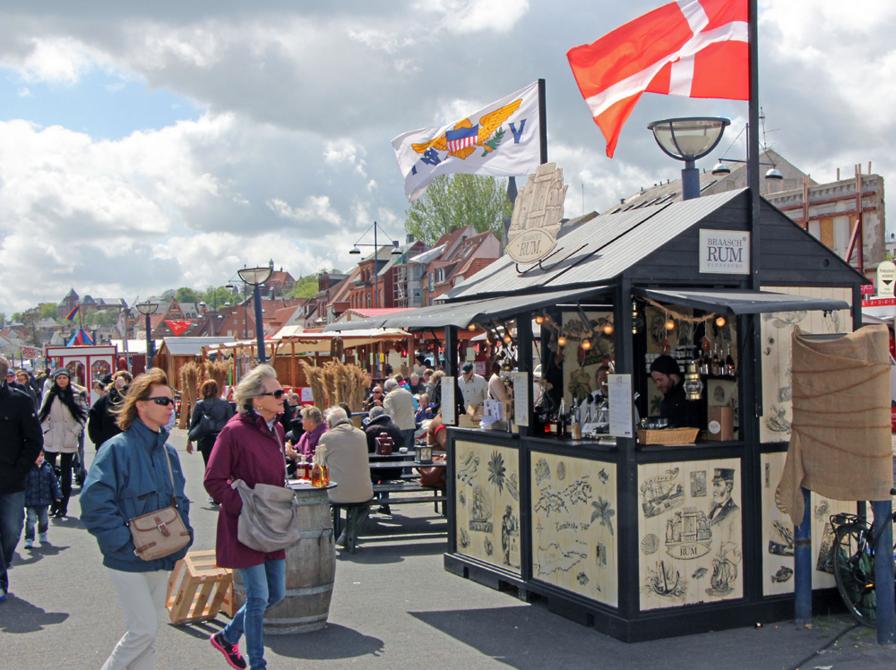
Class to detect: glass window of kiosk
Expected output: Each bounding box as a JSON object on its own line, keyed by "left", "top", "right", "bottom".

{"left": 634, "top": 300, "right": 740, "bottom": 443}
{"left": 533, "top": 308, "right": 616, "bottom": 441}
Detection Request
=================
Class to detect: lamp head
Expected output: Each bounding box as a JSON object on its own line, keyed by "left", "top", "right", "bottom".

{"left": 647, "top": 117, "right": 730, "bottom": 162}
{"left": 765, "top": 167, "right": 784, "bottom": 180}
{"left": 349, "top": 246, "right": 361, "bottom": 255}
{"left": 711, "top": 161, "right": 732, "bottom": 176}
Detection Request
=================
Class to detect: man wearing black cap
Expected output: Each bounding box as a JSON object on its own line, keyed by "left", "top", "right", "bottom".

{"left": 649, "top": 355, "right": 700, "bottom": 428}
{"left": 457, "top": 362, "right": 487, "bottom": 413}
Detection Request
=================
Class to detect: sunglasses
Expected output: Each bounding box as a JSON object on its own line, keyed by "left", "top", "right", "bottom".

{"left": 260, "top": 389, "right": 285, "bottom": 399}
{"left": 146, "top": 396, "right": 175, "bottom": 406}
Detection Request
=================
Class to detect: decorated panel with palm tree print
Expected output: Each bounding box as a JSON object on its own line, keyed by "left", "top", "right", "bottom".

{"left": 530, "top": 453, "right": 618, "bottom": 606}
{"left": 454, "top": 440, "right": 521, "bottom": 573}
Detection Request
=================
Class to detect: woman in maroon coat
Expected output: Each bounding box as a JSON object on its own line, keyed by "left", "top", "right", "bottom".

{"left": 204, "top": 364, "right": 287, "bottom": 670}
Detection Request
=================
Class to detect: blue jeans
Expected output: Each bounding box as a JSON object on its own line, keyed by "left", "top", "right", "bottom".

{"left": 25, "top": 506, "right": 50, "bottom": 541}
{"left": 0, "top": 491, "right": 25, "bottom": 592}
{"left": 222, "top": 559, "right": 285, "bottom": 670}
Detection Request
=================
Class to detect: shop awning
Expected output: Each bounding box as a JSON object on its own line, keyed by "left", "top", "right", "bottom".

{"left": 636, "top": 288, "right": 851, "bottom": 315}
{"left": 325, "top": 285, "right": 610, "bottom": 332}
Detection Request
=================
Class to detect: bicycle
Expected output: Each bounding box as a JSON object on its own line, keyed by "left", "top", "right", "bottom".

{"left": 829, "top": 490, "right": 896, "bottom": 627}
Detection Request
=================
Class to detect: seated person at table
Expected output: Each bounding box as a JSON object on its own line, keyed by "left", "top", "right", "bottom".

{"left": 364, "top": 406, "right": 404, "bottom": 454}
{"left": 649, "top": 355, "right": 700, "bottom": 428}
{"left": 314, "top": 407, "right": 374, "bottom": 551}
{"left": 363, "top": 385, "right": 384, "bottom": 411}
{"left": 285, "top": 405, "right": 326, "bottom": 464}
{"left": 415, "top": 393, "right": 435, "bottom": 424}
{"left": 423, "top": 415, "right": 448, "bottom": 450}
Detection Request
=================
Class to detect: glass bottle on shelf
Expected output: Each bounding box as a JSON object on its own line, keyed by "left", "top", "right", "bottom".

{"left": 711, "top": 344, "right": 722, "bottom": 377}
{"left": 725, "top": 344, "right": 736, "bottom": 378}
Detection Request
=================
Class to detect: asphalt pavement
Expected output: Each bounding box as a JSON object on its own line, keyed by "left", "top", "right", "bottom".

{"left": 1, "top": 428, "right": 893, "bottom": 669}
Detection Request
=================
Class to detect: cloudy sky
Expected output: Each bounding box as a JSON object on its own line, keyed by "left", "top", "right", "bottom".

{"left": 0, "top": 0, "right": 892, "bottom": 313}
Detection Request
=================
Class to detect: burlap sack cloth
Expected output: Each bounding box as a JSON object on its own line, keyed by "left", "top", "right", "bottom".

{"left": 776, "top": 324, "right": 893, "bottom": 525}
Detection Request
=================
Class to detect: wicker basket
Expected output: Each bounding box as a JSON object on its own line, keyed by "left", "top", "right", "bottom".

{"left": 637, "top": 427, "right": 699, "bottom": 445}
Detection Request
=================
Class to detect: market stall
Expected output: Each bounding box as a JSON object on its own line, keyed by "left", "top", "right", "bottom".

{"left": 348, "top": 188, "right": 867, "bottom": 641}
{"left": 44, "top": 344, "right": 118, "bottom": 405}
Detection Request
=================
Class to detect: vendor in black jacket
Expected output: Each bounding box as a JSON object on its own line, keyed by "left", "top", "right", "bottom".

{"left": 649, "top": 355, "right": 701, "bottom": 428}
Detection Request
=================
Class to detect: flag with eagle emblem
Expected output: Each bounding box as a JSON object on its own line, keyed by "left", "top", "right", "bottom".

{"left": 392, "top": 81, "right": 540, "bottom": 201}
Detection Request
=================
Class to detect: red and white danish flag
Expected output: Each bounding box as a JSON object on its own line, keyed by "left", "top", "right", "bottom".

{"left": 567, "top": 0, "right": 749, "bottom": 157}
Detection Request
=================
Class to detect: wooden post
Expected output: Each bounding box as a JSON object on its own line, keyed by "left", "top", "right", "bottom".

{"left": 794, "top": 487, "right": 812, "bottom": 624}
{"left": 872, "top": 499, "right": 895, "bottom": 644}
{"left": 290, "top": 338, "right": 297, "bottom": 388}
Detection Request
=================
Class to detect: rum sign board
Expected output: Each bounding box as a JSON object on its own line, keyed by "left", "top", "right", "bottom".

{"left": 699, "top": 229, "right": 750, "bottom": 275}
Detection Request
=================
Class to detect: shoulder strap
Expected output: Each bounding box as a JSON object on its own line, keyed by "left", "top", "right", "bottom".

{"left": 161, "top": 447, "right": 179, "bottom": 508}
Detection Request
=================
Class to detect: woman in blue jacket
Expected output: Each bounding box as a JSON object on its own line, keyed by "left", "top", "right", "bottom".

{"left": 81, "top": 368, "right": 193, "bottom": 670}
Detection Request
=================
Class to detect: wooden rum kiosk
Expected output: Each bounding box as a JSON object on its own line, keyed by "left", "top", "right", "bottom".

{"left": 428, "top": 190, "right": 866, "bottom": 641}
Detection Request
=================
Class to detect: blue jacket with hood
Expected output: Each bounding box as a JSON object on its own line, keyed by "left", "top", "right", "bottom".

{"left": 81, "top": 419, "right": 193, "bottom": 572}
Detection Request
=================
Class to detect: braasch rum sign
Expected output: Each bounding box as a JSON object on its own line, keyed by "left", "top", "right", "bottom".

{"left": 699, "top": 229, "right": 750, "bottom": 275}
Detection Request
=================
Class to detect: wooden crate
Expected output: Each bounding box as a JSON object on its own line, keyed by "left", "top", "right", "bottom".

{"left": 166, "top": 550, "right": 235, "bottom": 624}
{"left": 637, "top": 427, "right": 699, "bottom": 445}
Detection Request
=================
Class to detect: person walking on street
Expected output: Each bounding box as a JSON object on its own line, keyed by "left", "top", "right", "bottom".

{"left": 14, "top": 370, "right": 39, "bottom": 410}
{"left": 204, "top": 364, "right": 288, "bottom": 670}
{"left": 80, "top": 368, "right": 193, "bottom": 670}
{"left": 88, "top": 371, "right": 132, "bottom": 450}
{"left": 38, "top": 369, "right": 86, "bottom": 519}
{"left": 0, "top": 355, "right": 43, "bottom": 602}
{"left": 383, "top": 378, "right": 416, "bottom": 450}
{"left": 23, "top": 451, "right": 62, "bottom": 549}
{"left": 186, "top": 379, "right": 234, "bottom": 468}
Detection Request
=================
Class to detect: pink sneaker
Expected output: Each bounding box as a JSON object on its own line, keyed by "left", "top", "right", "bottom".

{"left": 210, "top": 631, "right": 247, "bottom": 669}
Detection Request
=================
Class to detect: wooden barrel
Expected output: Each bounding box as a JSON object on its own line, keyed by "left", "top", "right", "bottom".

{"left": 233, "top": 485, "right": 335, "bottom": 635}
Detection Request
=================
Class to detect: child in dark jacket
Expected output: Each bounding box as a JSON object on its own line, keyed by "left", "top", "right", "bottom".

{"left": 24, "top": 451, "right": 62, "bottom": 548}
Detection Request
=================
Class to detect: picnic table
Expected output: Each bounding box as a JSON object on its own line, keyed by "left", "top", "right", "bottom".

{"left": 330, "top": 453, "right": 447, "bottom": 538}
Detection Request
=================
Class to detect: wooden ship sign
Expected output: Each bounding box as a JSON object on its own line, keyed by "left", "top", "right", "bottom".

{"left": 506, "top": 162, "right": 566, "bottom": 265}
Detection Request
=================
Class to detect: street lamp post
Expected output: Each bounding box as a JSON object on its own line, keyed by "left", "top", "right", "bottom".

{"left": 135, "top": 301, "right": 159, "bottom": 369}
{"left": 237, "top": 266, "right": 273, "bottom": 363}
{"left": 349, "top": 220, "right": 402, "bottom": 310}
{"left": 647, "top": 117, "right": 730, "bottom": 200}
{"left": 349, "top": 221, "right": 402, "bottom": 376}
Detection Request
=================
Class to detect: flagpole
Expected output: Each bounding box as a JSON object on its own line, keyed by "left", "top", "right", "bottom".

{"left": 538, "top": 78, "right": 547, "bottom": 164}
{"left": 748, "top": 0, "right": 760, "bottom": 291}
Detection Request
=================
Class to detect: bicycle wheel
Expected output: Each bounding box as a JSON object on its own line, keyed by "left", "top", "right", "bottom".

{"left": 832, "top": 522, "right": 876, "bottom": 627}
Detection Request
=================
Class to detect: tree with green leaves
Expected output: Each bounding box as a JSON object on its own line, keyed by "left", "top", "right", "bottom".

{"left": 404, "top": 174, "right": 512, "bottom": 245}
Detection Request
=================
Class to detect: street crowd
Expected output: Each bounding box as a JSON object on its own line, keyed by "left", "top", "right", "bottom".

{"left": 0, "top": 353, "right": 492, "bottom": 670}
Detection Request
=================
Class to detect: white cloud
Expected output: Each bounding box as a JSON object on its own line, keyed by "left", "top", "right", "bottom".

{"left": 0, "top": 0, "right": 892, "bottom": 312}
{"left": 413, "top": 0, "right": 530, "bottom": 34}
{"left": 267, "top": 195, "right": 342, "bottom": 225}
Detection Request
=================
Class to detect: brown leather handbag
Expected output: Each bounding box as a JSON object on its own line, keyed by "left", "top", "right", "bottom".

{"left": 127, "top": 451, "right": 191, "bottom": 561}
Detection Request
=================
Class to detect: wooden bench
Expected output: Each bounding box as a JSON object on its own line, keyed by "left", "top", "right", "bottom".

{"left": 331, "top": 482, "right": 446, "bottom": 537}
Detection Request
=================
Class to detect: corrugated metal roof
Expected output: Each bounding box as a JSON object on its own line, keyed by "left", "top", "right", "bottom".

{"left": 161, "top": 336, "right": 235, "bottom": 356}
{"left": 324, "top": 286, "right": 611, "bottom": 331}
{"left": 637, "top": 288, "right": 850, "bottom": 314}
{"left": 449, "top": 189, "right": 745, "bottom": 300}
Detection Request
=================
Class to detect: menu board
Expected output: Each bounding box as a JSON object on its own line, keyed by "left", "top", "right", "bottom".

{"left": 608, "top": 374, "right": 633, "bottom": 438}
{"left": 512, "top": 371, "right": 529, "bottom": 427}
{"left": 441, "top": 376, "right": 456, "bottom": 425}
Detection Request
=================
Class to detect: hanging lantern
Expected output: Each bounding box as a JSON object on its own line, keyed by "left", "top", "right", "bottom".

{"left": 534, "top": 314, "right": 545, "bottom": 325}
{"left": 581, "top": 338, "right": 592, "bottom": 351}
{"left": 502, "top": 333, "right": 512, "bottom": 344}
{"left": 715, "top": 315, "right": 727, "bottom": 328}
{"left": 683, "top": 361, "right": 704, "bottom": 401}
{"left": 664, "top": 318, "right": 676, "bottom": 331}
{"left": 467, "top": 323, "right": 477, "bottom": 332}
{"left": 557, "top": 335, "right": 568, "bottom": 347}
{"left": 601, "top": 322, "right": 614, "bottom": 336}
